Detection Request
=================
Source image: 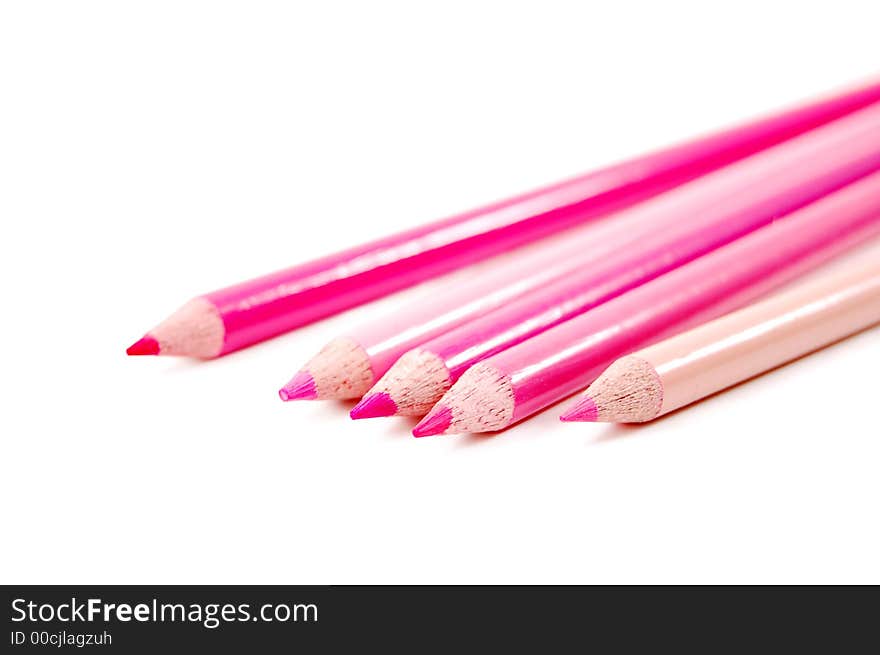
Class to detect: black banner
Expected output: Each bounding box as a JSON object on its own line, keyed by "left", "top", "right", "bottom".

{"left": 1, "top": 586, "right": 876, "bottom": 651}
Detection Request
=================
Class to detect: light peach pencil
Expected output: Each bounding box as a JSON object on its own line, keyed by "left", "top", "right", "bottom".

{"left": 559, "top": 240, "right": 880, "bottom": 424}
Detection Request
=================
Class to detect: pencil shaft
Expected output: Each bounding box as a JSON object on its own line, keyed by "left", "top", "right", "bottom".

{"left": 488, "top": 170, "right": 880, "bottom": 427}
{"left": 404, "top": 100, "right": 880, "bottom": 384}
{"left": 345, "top": 220, "right": 647, "bottom": 376}
{"left": 165, "top": 78, "right": 880, "bottom": 355}
{"left": 375, "top": 100, "right": 880, "bottom": 402}
{"left": 647, "top": 247, "right": 880, "bottom": 417}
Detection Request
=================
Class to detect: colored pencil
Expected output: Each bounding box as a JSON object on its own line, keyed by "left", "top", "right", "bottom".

{"left": 411, "top": 170, "right": 880, "bottom": 436}
{"left": 352, "top": 101, "right": 880, "bottom": 418}
{"left": 127, "top": 79, "right": 880, "bottom": 358}
{"left": 278, "top": 226, "right": 629, "bottom": 400}
{"left": 559, "top": 242, "right": 880, "bottom": 423}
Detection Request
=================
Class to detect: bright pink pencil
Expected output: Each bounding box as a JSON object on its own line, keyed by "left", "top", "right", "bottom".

{"left": 127, "top": 78, "right": 880, "bottom": 358}
{"left": 412, "top": 170, "right": 880, "bottom": 436}
{"left": 353, "top": 100, "right": 880, "bottom": 418}
{"left": 278, "top": 227, "right": 629, "bottom": 400}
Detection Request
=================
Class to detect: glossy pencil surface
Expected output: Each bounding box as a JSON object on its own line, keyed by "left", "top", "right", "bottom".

{"left": 563, "top": 243, "right": 880, "bottom": 423}
{"left": 281, "top": 224, "right": 628, "bottom": 400}
{"left": 359, "top": 100, "right": 880, "bottom": 416}
{"left": 131, "top": 77, "right": 880, "bottom": 357}
{"left": 414, "top": 170, "right": 880, "bottom": 435}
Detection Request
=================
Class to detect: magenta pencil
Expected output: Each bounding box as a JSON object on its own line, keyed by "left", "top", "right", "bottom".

{"left": 412, "top": 170, "right": 880, "bottom": 436}
{"left": 278, "top": 227, "right": 627, "bottom": 400}
{"left": 127, "top": 78, "right": 880, "bottom": 358}
{"left": 353, "top": 100, "right": 880, "bottom": 418}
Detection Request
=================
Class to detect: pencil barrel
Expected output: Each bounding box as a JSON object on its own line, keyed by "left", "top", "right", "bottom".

{"left": 207, "top": 79, "right": 880, "bottom": 355}
{"left": 653, "top": 255, "right": 880, "bottom": 416}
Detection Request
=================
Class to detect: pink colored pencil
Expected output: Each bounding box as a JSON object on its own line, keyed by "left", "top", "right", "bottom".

{"left": 352, "top": 101, "right": 880, "bottom": 418}
{"left": 561, "top": 240, "right": 880, "bottom": 424}
{"left": 127, "top": 78, "right": 880, "bottom": 358}
{"left": 412, "top": 170, "right": 880, "bottom": 436}
{"left": 278, "top": 226, "right": 635, "bottom": 400}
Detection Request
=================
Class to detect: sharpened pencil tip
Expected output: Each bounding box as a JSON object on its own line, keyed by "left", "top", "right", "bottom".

{"left": 559, "top": 396, "right": 598, "bottom": 422}
{"left": 350, "top": 392, "right": 398, "bottom": 420}
{"left": 412, "top": 405, "right": 453, "bottom": 438}
{"left": 278, "top": 371, "right": 318, "bottom": 401}
{"left": 126, "top": 335, "right": 160, "bottom": 356}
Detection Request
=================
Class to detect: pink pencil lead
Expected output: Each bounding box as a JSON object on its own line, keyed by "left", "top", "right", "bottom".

{"left": 278, "top": 371, "right": 318, "bottom": 402}
{"left": 412, "top": 405, "right": 453, "bottom": 438}
{"left": 126, "top": 335, "right": 159, "bottom": 356}
{"left": 559, "top": 396, "right": 599, "bottom": 422}
{"left": 350, "top": 392, "right": 398, "bottom": 420}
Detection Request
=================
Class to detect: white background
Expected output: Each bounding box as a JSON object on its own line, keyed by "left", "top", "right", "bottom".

{"left": 2, "top": 1, "right": 879, "bottom": 584}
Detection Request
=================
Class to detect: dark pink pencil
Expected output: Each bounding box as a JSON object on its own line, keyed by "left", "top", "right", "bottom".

{"left": 353, "top": 100, "right": 880, "bottom": 418}
{"left": 128, "top": 78, "right": 880, "bottom": 358}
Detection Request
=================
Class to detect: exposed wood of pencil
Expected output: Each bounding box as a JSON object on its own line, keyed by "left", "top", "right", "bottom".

{"left": 128, "top": 77, "right": 880, "bottom": 358}
{"left": 350, "top": 349, "right": 450, "bottom": 417}
{"left": 127, "top": 298, "right": 224, "bottom": 359}
{"left": 278, "top": 338, "right": 373, "bottom": 401}
{"left": 560, "top": 243, "right": 880, "bottom": 423}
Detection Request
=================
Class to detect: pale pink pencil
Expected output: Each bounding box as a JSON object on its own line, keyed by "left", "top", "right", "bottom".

{"left": 278, "top": 214, "right": 648, "bottom": 400}
{"left": 412, "top": 170, "right": 880, "bottom": 436}
{"left": 560, "top": 241, "right": 880, "bottom": 423}
{"left": 276, "top": 82, "right": 880, "bottom": 399}
{"left": 353, "top": 100, "right": 880, "bottom": 418}
{"left": 277, "top": 228, "right": 615, "bottom": 400}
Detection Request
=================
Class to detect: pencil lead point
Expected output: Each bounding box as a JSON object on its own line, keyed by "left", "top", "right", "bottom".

{"left": 412, "top": 405, "right": 453, "bottom": 438}
{"left": 350, "top": 392, "right": 398, "bottom": 420}
{"left": 126, "top": 335, "right": 160, "bottom": 356}
{"left": 559, "top": 395, "right": 598, "bottom": 422}
{"left": 278, "top": 371, "right": 318, "bottom": 401}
